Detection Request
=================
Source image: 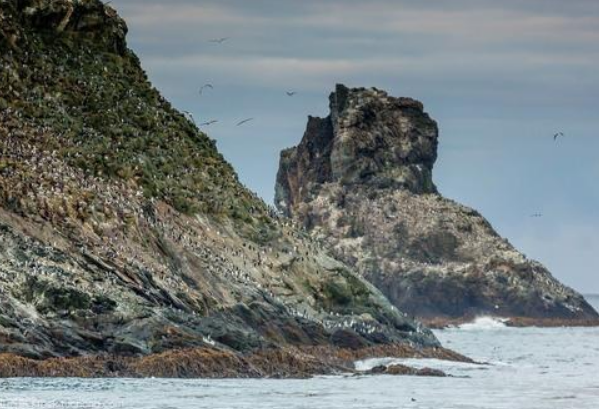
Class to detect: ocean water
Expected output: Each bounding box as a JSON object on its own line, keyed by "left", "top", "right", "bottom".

{"left": 2, "top": 296, "right": 598, "bottom": 409}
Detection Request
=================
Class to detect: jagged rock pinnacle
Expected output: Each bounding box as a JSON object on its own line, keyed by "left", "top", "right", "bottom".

{"left": 276, "top": 84, "right": 598, "bottom": 325}
{"left": 276, "top": 84, "right": 438, "bottom": 217}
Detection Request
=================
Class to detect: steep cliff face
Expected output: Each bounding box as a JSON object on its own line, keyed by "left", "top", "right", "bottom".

{"left": 0, "top": 1, "right": 438, "bottom": 365}
{"left": 276, "top": 84, "right": 598, "bottom": 324}
{"left": 276, "top": 86, "right": 437, "bottom": 218}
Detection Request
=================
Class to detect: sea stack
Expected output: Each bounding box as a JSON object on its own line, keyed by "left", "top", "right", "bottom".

{"left": 275, "top": 84, "right": 599, "bottom": 326}
{"left": 0, "top": 1, "right": 447, "bottom": 377}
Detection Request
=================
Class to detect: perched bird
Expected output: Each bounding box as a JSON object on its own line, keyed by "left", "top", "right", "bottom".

{"left": 199, "top": 120, "right": 218, "bottom": 126}
{"left": 554, "top": 132, "right": 565, "bottom": 140}
{"left": 286, "top": 91, "right": 297, "bottom": 96}
{"left": 236, "top": 118, "right": 254, "bottom": 126}
{"left": 199, "top": 84, "right": 214, "bottom": 95}
{"left": 209, "top": 37, "right": 230, "bottom": 44}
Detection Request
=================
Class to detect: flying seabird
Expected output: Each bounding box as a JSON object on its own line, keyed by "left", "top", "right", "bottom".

{"left": 554, "top": 132, "right": 565, "bottom": 141}
{"left": 209, "top": 37, "right": 230, "bottom": 44}
{"left": 199, "top": 84, "right": 214, "bottom": 95}
{"left": 200, "top": 120, "right": 218, "bottom": 126}
{"left": 236, "top": 118, "right": 254, "bottom": 126}
{"left": 286, "top": 91, "right": 297, "bottom": 96}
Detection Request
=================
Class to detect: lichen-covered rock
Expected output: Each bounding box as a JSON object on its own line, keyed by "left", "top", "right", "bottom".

{"left": 0, "top": 2, "right": 438, "bottom": 364}
{"left": 276, "top": 84, "right": 598, "bottom": 324}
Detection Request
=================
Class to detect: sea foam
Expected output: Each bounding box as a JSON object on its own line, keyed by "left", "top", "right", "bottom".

{"left": 457, "top": 316, "right": 508, "bottom": 331}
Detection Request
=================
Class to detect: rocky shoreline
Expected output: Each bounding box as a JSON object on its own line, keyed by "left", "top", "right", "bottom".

{"left": 504, "top": 317, "right": 599, "bottom": 328}
{"left": 422, "top": 316, "right": 599, "bottom": 329}
{"left": 0, "top": 344, "right": 470, "bottom": 378}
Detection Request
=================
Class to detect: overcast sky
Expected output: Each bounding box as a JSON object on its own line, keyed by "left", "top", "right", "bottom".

{"left": 111, "top": 0, "right": 599, "bottom": 294}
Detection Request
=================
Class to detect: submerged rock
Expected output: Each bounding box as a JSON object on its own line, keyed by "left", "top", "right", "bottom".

{"left": 275, "top": 84, "right": 598, "bottom": 324}
{"left": 366, "top": 363, "right": 446, "bottom": 377}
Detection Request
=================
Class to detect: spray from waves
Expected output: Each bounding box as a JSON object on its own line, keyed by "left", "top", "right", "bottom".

{"left": 354, "top": 357, "right": 486, "bottom": 372}
{"left": 457, "top": 316, "right": 508, "bottom": 330}
{"left": 353, "top": 357, "right": 398, "bottom": 372}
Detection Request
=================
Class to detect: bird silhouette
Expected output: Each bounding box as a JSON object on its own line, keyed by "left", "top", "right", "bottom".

{"left": 236, "top": 118, "right": 254, "bottom": 126}
{"left": 199, "top": 84, "right": 213, "bottom": 95}
{"left": 554, "top": 132, "right": 565, "bottom": 140}
{"left": 286, "top": 91, "right": 297, "bottom": 96}
{"left": 209, "top": 37, "right": 230, "bottom": 44}
{"left": 199, "top": 120, "right": 218, "bottom": 126}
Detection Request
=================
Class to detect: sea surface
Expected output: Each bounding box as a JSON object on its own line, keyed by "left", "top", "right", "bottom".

{"left": 2, "top": 295, "right": 598, "bottom": 409}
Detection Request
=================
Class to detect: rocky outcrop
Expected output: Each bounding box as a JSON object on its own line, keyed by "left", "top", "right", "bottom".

{"left": 0, "top": 344, "right": 469, "bottom": 378}
{"left": 276, "top": 86, "right": 437, "bottom": 217}
{"left": 0, "top": 1, "right": 440, "bottom": 371}
{"left": 366, "top": 364, "right": 446, "bottom": 377}
{"left": 276, "top": 84, "right": 599, "bottom": 324}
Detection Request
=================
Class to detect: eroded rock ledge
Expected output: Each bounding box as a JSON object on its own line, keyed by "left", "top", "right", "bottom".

{"left": 276, "top": 84, "right": 599, "bottom": 324}
{"left": 0, "top": 344, "right": 470, "bottom": 378}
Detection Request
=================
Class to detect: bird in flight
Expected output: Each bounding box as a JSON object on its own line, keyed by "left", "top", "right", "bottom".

{"left": 200, "top": 120, "right": 218, "bottom": 126}
{"left": 286, "top": 91, "right": 297, "bottom": 96}
{"left": 199, "top": 84, "right": 213, "bottom": 95}
{"left": 209, "top": 37, "right": 230, "bottom": 44}
{"left": 236, "top": 118, "right": 254, "bottom": 126}
{"left": 553, "top": 132, "right": 565, "bottom": 141}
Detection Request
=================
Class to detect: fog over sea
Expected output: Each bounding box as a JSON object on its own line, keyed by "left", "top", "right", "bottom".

{"left": 2, "top": 295, "right": 598, "bottom": 409}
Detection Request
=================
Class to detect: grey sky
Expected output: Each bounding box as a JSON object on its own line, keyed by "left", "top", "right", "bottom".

{"left": 111, "top": 0, "right": 599, "bottom": 293}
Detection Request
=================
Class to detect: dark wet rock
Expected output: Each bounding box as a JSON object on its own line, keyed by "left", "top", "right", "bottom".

{"left": 275, "top": 84, "right": 599, "bottom": 323}
{"left": 415, "top": 367, "right": 447, "bottom": 377}
{"left": 368, "top": 364, "right": 388, "bottom": 374}
{"left": 364, "top": 363, "right": 446, "bottom": 377}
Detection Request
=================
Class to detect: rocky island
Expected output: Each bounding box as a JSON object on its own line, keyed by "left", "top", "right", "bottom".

{"left": 276, "top": 84, "right": 599, "bottom": 327}
{"left": 0, "top": 0, "right": 469, "bottom": 378}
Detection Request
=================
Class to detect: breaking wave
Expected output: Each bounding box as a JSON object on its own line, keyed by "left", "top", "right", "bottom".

{"left": 457, "top": 316, "right": 508, "bottom": 330}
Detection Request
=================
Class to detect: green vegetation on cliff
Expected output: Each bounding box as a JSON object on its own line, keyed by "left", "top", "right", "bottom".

{"left": 0, "top": 0, "right": 271, "bottom": 232}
